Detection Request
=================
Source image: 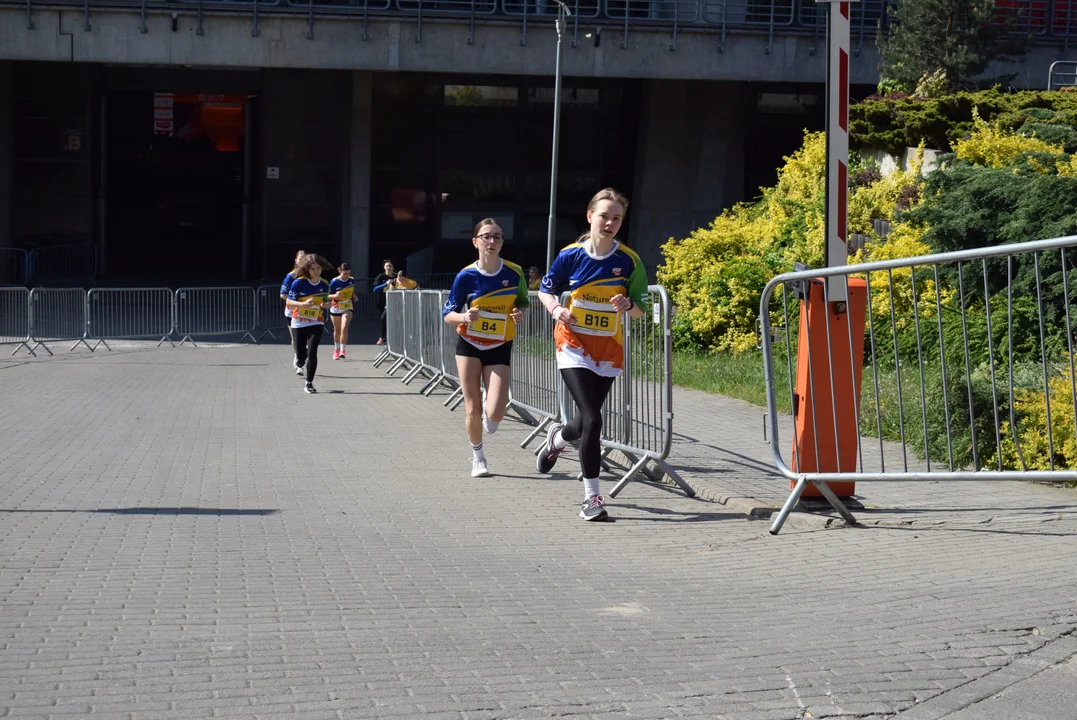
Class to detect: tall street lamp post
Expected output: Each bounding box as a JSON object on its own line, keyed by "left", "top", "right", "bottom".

{"left": 546, "top": 0, "right": 572, "bottom": 272}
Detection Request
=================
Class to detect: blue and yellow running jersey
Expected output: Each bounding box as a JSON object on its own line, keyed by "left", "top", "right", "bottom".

{"left": 280, "top": 271, "right": 297, "bottom": 317}
{"left": 443, "top": 260, "right": 530, "bottom": 349}
{"left": 287, "top": 277, "right": 330, "bottom": 328}
{"left": 328, "top": 275, "right": 356, "bottom": 313}
{"left": 540, "top": 239, "right": 649, "bottom": 376}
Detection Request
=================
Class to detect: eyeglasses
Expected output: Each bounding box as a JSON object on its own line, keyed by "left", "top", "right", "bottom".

{"left": 477, "top": 233, "right": 504, "bottom": 243}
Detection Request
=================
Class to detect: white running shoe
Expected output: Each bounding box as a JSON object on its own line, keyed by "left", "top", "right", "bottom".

{"left": 471, "top": 457, "right": 491, "bottom": 478}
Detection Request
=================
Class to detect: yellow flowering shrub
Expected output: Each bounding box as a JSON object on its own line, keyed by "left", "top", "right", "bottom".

{"left": 991, "top": 368, "right": 1077, "bottom": 471}
{"left": 954, "top": 111, "right": 1064, "bottom": 169}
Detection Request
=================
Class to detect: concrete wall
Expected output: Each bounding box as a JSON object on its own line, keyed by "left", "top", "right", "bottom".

{"left": 343, "top": 71, "right": 372, "bottom": 276}
{"left": 0, "top": 62, "right": 10, "bottom": 247}
{"left": 0, "top": 8, "right": 883, "bottom": 84}
{"left": 629, "top": 79, "right": 745, "bottom": 268}
{"left": 259, "top": 68, "right": 351, "bottom": 279}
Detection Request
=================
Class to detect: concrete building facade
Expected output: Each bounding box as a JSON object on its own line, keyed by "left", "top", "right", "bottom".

{"left": 0, "top": 3, "right": 1073, "bottom": 283}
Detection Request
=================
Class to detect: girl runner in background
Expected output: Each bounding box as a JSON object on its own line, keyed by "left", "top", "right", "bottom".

{"left": 373, "top": 259, "right": 395, "bottom": 346}
{"left": 328, "top": 262, "right": 356, "bottom": 360}
{"left": 286, "top": 254, "right": 331, "bottom": 394}
{"left": 442, "top": 219, "right": 529, "bottom": 478}
{"left": 280, "top": 249, "right": 305, "bottom": 371}
{"left": 535, "top": 189, "right": 648, "bottom": 521}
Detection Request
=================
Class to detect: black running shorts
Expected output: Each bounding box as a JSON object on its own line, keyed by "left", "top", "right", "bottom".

{"left": 455, "top": 336, "right": 513, "bottom": 367}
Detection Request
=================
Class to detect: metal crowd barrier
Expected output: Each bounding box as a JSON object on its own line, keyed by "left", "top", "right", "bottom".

{"left": 174, "top": 286, "right": 257, "bottom": 346}
{"left": 0, "top": 248, "right": 29, "bottom": 287}
{"left": 759, "top": 234, "right": 1077, "bottom": 534}
{"left": 255, "top": 284, "right": 288, "bottom": 341}
{"left": 29, "top": 287, "right": 92, "bottom": 354}
{"left": 374, "top": 290, "right": 407, "bottom": 371}
{"left": 379, "top": 282, "right": 692, "bottom": 500}
{"left": 28, "top": 242, "right": 98, "bottom": 286}
{"left": 0, "top": 287, "right": 33, "bottom": 356}
{"left": 87, "top": 288, "right": 175, "bottom": 350}
{"left": 416, "top": 290, "right": 448, "bottom": 394}
{"left": 510, "top": 292, "right": 563, "bottom": 442}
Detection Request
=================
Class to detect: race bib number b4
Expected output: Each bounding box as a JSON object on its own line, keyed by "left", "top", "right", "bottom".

{"left": 467, "top": 310, "right": 508, "bottom": 341}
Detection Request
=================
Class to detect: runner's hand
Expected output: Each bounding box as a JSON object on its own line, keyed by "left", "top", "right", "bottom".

{"left": 464, "top": 307, "right": 480, "bottom": 323}
{"left": 610, "top": 294, "right": 632, "bottom": 312}
{"left": 302, "top": 299, "right": 316, "bottom": 307}
{"left": 553, "top": 306, "right": 576, "bottom": 325}
{"left": 510, "top": 308, "right": 524, "bottom": 324}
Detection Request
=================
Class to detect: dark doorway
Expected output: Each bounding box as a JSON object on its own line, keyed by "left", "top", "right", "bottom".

{"left": 106, "top": 92, "right": 248, "bottom": 285}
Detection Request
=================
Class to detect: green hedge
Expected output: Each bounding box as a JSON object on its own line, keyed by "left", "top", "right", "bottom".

{"left": 850, "top": 88, "right": 1077, "bottom": 155}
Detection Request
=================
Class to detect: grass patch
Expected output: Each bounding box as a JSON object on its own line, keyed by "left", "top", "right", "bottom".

{"left": 672, "top": 350, "right": 792, "bottom": 414}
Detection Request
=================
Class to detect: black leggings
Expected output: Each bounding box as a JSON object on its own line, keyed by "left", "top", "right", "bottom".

{"left": 380, "top": 309, "right": 388, "bottom": 340}
{"left": 294, "top": 325, "right": 322, "bottom": 382}
{"left": 559, "top": 368, "right": 615, "bottom": 480}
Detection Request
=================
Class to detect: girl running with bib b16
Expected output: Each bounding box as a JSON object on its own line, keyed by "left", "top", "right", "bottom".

{"left": 286, "top": 253, "right": 331, "bottom": 394}
{"left": 536, "top": 188, "right": 648, "bottom": 522}
{"left": 442, "top": 219, "right": 529, "bottom": 478}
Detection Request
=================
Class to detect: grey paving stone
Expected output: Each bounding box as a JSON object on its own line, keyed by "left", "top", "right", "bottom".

{"left": 0, "top": 344, "right": 1076, "bottom": 720}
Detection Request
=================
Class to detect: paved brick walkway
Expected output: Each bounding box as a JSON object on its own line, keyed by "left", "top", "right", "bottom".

{"left": 1, "top": 341, "right": 1076, "bottom": 719}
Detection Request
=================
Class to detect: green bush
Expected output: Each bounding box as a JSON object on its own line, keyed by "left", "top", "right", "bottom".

{"left": 850, "top": 88, "right": 1077, "bottom": 155}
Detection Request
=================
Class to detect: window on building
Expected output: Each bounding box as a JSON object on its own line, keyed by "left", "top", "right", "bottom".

{"left": 444, "top": 85, "right": 519, "bottom": 107}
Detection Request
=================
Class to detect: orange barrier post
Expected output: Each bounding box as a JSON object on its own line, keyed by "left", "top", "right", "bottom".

{"left": 791, "top": 277, "right": 867, "bottom": 498}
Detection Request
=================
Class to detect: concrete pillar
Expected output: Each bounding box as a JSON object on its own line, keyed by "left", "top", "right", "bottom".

{"left": 629, "top": 79, "right": 745, "bottom": 269}
{"left": 344, "top": 71, "right": 372, "bottom": 277}
{"left": 0, "top": 62, "right": 11, "bottom": 247}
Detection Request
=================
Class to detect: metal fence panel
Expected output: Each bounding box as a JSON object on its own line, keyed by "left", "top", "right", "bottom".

{"left": 29, "top": 287, "right": 91, "bottom": 354}
{"left": 417, "top": 290, "right": 446, "bottom": 392}
{"left": 759, "top": 234, "right": 1077, "bottom": 534}
{"left": 28, "top": 242, "right": 97, "bottom": 286}
{"left": 0, "top": 287, "right": 32, "bottom": 356}
{"left": 87, "top": 288, "right": 175, "bottom": 350}
{"left": 174, "top": 287, "right": 257, "bottom": 345}
{"left": 377, "top": 290, "right": 409, "bottom": 372}
{"left": 510, "top": 291, "right": 562, "bottom": 428}
{"left": 704, "top": 0, "right": 794, "bottom": 26}
{"left": 502, "top": 0, "right": 601, "bottom": 17}
{"left": 606, "top": 0, "right": 699, "bottom": 23}
{"left": 0, "top": 248, "right": 29, "bottom": 286}
{"left": 255, "top": 284, "right": 289, "bottom": 341}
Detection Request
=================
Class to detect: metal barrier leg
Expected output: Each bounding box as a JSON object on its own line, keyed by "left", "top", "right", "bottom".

{"left": 770, "top": 476, "right": 809, "bottom": 535}
{"left": 402, "top": 364, "right": 425, "bottom": 385}
{"left": 506, "top": 401, "right": 537, "bottom": 426}
{"left": 70, "top": 337, "right": 94, "bottom": 352}
{"left": 239, "top": 331, "right": 256, "bottom": 344}
{"left": 28, "top": 341, "right": 53, "bottom": 356}
{"left": 443, "top": 386, "right": 463, "bottom": 408}
{"left": 11, "top": 342, "right": 36, "bottom": 357}
{"left": 372, "top": 350, "right": 391, "bottom": 366}
{"left": 521, "top": 416, "right": 552, "bottom": 449}
{"left": 177, "top": 335, "right": 198, "bottom": 348}
{"left": 88, "top": 338, "right": 112, "bottom": 352}
{"left": 607, "top": 455, "right": 650, "bottom": 499}
{"left": 810, "top": 480, "right": 858, "bottom": 527}
{"left": 386, "top": 356, "right": 408, "bottom": 375}
{"left": 449, "top": 392, "right": 465, "bottom": 411}
{"left": 419, "top": 372, "right": 444, "bottom": 395}
{"left": 647, "top": 458, "right": 695, "bottom": 498}
{"left": 156, "top": 334, "right": 176, "bottom": 348}
{"left": 257, "top": 329, "right": 277, "bottom": 341}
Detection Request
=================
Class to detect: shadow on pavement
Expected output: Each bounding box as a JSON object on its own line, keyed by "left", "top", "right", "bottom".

{"left": 0, "top": 507, "right": 280, "bottom": 516}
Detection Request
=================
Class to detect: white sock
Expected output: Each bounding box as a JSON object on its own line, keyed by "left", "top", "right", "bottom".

{"left": 483, "top": 417, "right": 500, "bottom": 434}
{"left": 584, "top": 477, "right": 600, "bottom": 500}
{"left": 551, "top": 428, "right": 567, "bottom": 450}
{"left": 471, "top": 442, "right": 485, "bottom": 460}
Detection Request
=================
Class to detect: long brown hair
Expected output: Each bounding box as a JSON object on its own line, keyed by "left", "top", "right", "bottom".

{"left": 576, "top": 188, "right": 630, "bottom": 243}
{"left": 295, "top": 253, "right": 331, "bottom": 280}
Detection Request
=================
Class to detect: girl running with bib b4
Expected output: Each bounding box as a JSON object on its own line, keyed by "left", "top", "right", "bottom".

{"left": 328, "top": 262, "right": 356, "bottom": 360}
{"left": 535, "top": 189, "right": 649, "bottom": 522}
{"left": 442, "top": 219, "right": 529, "bottom": 478}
